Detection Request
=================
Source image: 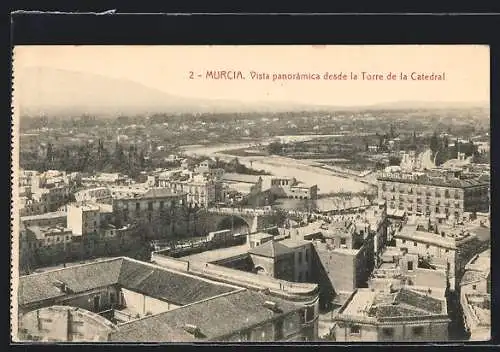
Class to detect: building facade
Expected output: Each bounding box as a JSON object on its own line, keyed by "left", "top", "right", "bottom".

{"left": 333, "top": 288, "right": 450, "bottom": 342}
{"left": 377, "top": 170, "right": 489, "bottom": 220}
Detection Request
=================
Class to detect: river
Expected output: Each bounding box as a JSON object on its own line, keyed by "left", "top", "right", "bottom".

{"left": 180, "top": 139, "right": 372, "bottom": 195}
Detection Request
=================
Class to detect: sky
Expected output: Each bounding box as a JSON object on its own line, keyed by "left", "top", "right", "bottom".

{"left": 13, "top": 45, "right": 490, "bottom": 107}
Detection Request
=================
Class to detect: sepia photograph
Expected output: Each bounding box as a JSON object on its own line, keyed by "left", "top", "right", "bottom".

{"left": 11, "top": 45, "right": 490, "bottom": 343}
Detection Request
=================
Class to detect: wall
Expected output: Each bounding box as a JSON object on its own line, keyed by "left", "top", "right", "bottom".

{"left": 310, "top": 244, "right": 336, "bottom": 309}
{"left": 378, "top": 321, "right": 449, "bottom": 342}
{"left": 275, "top": 254, "right": 296, "bottom": 282}
{"left": 22, "top": 214, "right": 67, "bottom": 228}
{"left": 335, "top": 320, "right": 449, "bottom": 342}
{"left": 21, "top": 228, "right": 141, "bottom": 272}
{"left": 291, "top": 244, "right": 313, "bottom": 282}
{"left": 219, "top": 313, "right": 305, "bottom": 343}
{"left": 58, "top": 286, "right": 120, "bottom": 313}
{"left": 67, "top": 207, "right": 84, "bottom": 235}
{"left": 314, "top": 247, "right": 357, "bottom": 293}
{"left": 249, "top": 321, "right": 275, "bottom": 341}
{"left": 121, "top": 288, "right": 174, "bottom": 317}
{"left": 334, "top": 323, "right": 378, "bottom": 342}
{"left": 213, "top": 254, "right": 254, "bottom": 272}
{"left": 250, "top": 255, "right": 275, "bottom": 277}
{"left": 461, "top": 279, "right": 488, "bottom": 295}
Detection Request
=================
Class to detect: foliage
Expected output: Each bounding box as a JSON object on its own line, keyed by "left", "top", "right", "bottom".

{"left": 20, "top": 139, "right": 151, "bottom": 178}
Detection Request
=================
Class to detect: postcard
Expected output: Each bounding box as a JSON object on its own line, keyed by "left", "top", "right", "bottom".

{"left": 11, "top": 45, "right": 490, "bottom": 343}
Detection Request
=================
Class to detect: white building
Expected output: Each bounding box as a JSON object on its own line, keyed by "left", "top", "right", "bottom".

{"left": 75, "top": 187, "right": 112, "bottom": 204}
{"left": 67, "top": 203, "right": 101, "bottom": 236}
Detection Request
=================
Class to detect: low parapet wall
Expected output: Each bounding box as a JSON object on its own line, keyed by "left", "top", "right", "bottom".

{"left": 151, "top": 252, "right": 319, "bottom": 303}
{"left": 150, "top": 253, "right": 189, "bottom": 272}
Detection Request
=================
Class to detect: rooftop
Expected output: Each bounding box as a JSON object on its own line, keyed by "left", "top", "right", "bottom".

{"left": 377, "top": 171, "right": 489, "bottom": 189}
{"left": 279, "top": 237, "right": 311, "bottom": 249}
{"left": 461, "top": 270, "right": 488, "bottom": 287}
{"left": 247, "top": 240, "right": 293, "bottom": 258}
{"left": 110, "top": 289, "right": 301, "bottom": 342}
{"left": 465, "top": 248, "right": 491, "bottom": 273}
{"left": 19, "top": 257, "right": 238, "bottom": 307}
{"left": 20, "top": 211, "right": 67, "bottom": 222}
{"left": 67, "top": 202, "right": 101, "bottom": 212}
{"left": 464, "top": 294, "right": 491, "bottom": 327}
{"left": 141, "top": 188, "right": 182, "bottom": 199}
{"left": 395, "top": 224, "right": 476, "bottom": 250}
{"left": 183, "top": 244, "right": 249, "bottom": 263}
{"left": 26, "top": 225, "right": 72, "bottom": 240}
{"left": 249, "top": 232, "right": 274, "bottom": 241}
{"left": 222, "top": 173, "right": 262, "bottom": 184}
{"left": 338, "top": 288, "right": 447, "bottom": 323}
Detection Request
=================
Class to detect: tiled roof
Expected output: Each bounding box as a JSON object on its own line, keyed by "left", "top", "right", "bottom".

{"left": 373, "top": 304, "right": 431, "bottom": 319}
{"left": 110, "top": 289, "right": 301, "bottom": 342}
{"left": 19, "top": 258, "right": 124, "bottom": 306}
{"left": 19, "top": 258, "right": 236, "bottom": 307}
{"left": 118, "top": 260, "right": 235, "bottom": 305}
{"left": 395, "top": 288, "right": 443, "bottom": 314}
{"left": 248, "top": 240, "right": 292, "bottom": 258}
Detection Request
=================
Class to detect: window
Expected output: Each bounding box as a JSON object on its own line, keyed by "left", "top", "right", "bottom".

{"left": 382, "top": 327, "right": 394, "bottom": 337}
{"left": 350, "top": 325, "right": 361, "bottom": 335}
{"left": 160, "top": 201, "right": 164, "bottom": 209}
{"left": 402, "top": 240, "right": 406, "bottom": 244}
{"left": 305, "top": 249, "right": 308, "bottom": 262}
{"left": 413, "top": 242, "right": 417, "bottom": 247}
{"left": 109, "top": 292, "right": 116, "bottom": 305}
{"left": 407, "top": 261, "right": 414, "bottom": 271}
{"left": 472, "top": 285, "right": 477, "bottom": 290}
{"left": 274, "top": 319, "right": 284, "bottom": 340}
{"left": 298, "top": 252, "right": 302, "bottom": 264}
{"left": 148, "top": 202, "right": 153, "bottom": 211}
{"left": 426, "top": 244, "right": 430, "bottom": 249}
{"left": 412, "top": 326, "right": 424, "bottom": 336}
{"left": 304, "top": 306, "right": 315, "bottom": 323}
{"left": 340, "top": 238, "right": 347, "bottom": 245}
{"left": 136, "top": 202, "right": 140, "bottom": 210}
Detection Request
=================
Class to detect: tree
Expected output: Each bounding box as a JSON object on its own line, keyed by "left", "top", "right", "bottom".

{"left": 389, "top": 124, "right": 396, "bottom": 139}
{"left": 388, "top": 156, "right": 401, "bottom": 166}
{"left": 268, "top": 142, "right": 282, "bottom": 155}
{"left": 429, "top": 132, "right": 439, "bottom": 154}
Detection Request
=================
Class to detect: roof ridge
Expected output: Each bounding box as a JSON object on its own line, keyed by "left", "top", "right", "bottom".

{"left": 19, "top": 257, "right": 124, "bottom": 279}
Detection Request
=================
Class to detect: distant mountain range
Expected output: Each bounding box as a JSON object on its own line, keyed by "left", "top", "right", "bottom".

{"left": 14, "top": 67, "right": 489, "bottom": 117}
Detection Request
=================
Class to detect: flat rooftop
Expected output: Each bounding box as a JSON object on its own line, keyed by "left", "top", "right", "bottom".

{"left": 21, "top": 211, "right": 67, "bottom": 222}
{"left": 183, "top": 244, "right": 249, "bottom": 263}
{"left": 395, "top": 225, "right": 477, "bottom": 250}
{"left": 338, "top": 288, "right": 447, "bottom": 322}
{"left": 465, "top": 248, "right": 491, "bottom": 273}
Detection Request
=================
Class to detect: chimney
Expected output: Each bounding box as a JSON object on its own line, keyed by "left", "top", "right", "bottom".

{"left": 183, "top": 324, "right": 202, "bottom": 337}
{"left": 263, "top": 300, "right": 281, "bottom": 312}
